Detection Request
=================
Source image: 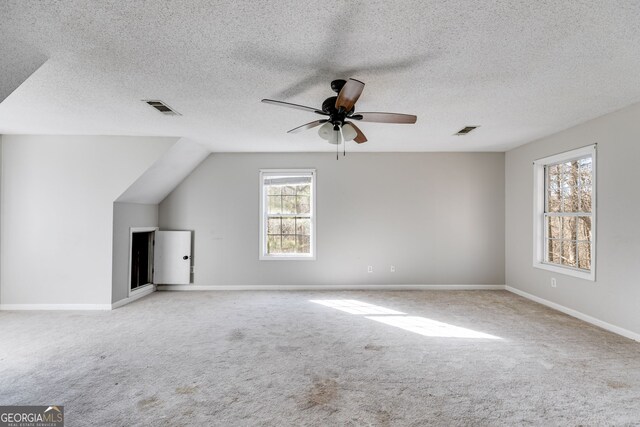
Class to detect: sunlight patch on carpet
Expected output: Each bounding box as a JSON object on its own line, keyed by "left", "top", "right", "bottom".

{"left": 366, "top": 315, "right": 501, "bottom": 339}
{"left": 310, "top": 299, "right": 501, "bottom": 340}
{"left": 309, "top": 299, "right": 405, "bottom": 315}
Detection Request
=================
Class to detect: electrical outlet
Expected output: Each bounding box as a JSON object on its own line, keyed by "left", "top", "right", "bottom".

{"left": 551, "top": 277, "right": 557, "bottom": 288}
{"left": 390, "top": 265, "right": 395, "bottom": 273}
{"left": 367, "top": 266, "right": 373, "bottom": 273}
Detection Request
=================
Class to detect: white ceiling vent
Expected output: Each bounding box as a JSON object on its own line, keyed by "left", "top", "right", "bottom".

{"left": 144, "top": 100, "right": 181, "bottom": 116}
{"left": 454, "top": 126, "right": 479, "bottom": 135}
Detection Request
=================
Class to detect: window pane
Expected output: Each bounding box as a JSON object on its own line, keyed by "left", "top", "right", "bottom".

{"left": 546, "top": 216, "right": 561, "bottom": 240}
{"left": 296, "top": 235, "right": 310, "bottom": 253}
{"left": 580, "top": 185, "right": 592, "bottom": 212}
{"left": 579, "top": 158, "right": 592, "bottom": 213}
{"left": 267, "top": 185, "right": 281, "bottom": 196}
{"left": 297, "top": 185, "right": 310, "bottom": 196}
{"left": 296, "top": 218, "right": 310, "bottom": 235}
{"left": 578, "top": 243, "right": 591, "bottom": 270}
{"left": 577, "top": 242, "right": 591, "bottom": 270}
{"left": 579, "top": 159, "right": 592, "bottom": 186}
{"left": 296, "top": 195, "right": 310, "bottom": 214}
{"left": 577, "top": 216, "right": 591, "bottom": 242}
{"left": 282, "top": 196, "right": 297, "bottom": 214}
{"left": 561, "top": 161, "right": 576, "bottom": 184}
{"left": 561, "top": 240, "right": 577, "bottom": 267}
{"left": 548, "top": 190, "right": 561, "bottom": 212}
{"left": 547, "top": 239, "right": 561, "bottom": 264}
{"left": 267, "top": 218, "right": 281, "bottom": 234}
{"left": 267, "top": 235, "right": 281, "bottom": 254}
{"left": 561, "top": 161, "right": 580, "bottom": 212}
{"left": 560, "top": 185, "right": 572, "bottom": 212}
{"left": 561, "top": 216, "right": 576, "bottom": 240}
{"left": 268, "top": 195, "right": 281, "bottom": 214}
{"left": 547, "top": 165, "right": 561, "bottom": 213}
{"left": 282, "top": 185, "right": 296, "bottom": 196}
{"left": 281, "top": 218, "right": 295, "bottom": 234}
{"left": 547, "top": 164, "right": 559, "bottom": 178}
{"left": 281, "top": 235, "right": 296, "bottom": 253}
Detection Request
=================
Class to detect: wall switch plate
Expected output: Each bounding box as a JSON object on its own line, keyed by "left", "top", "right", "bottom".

{"left": 551, "top": 277, "right": 557, "bottom": 288}
{"left": 367, "top": 266, "right": 373, "bottom": 273}
{"left": 390, "top": 265, "right": 395, "bottom": 272}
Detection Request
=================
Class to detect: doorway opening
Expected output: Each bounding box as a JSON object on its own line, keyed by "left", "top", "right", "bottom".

{"left": 129, "top": 229, "right": 156, "bottom": 294}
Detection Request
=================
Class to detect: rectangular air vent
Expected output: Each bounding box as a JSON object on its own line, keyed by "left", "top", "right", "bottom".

{"left": 143, "top": 100, "right": 181, "bottom": 116}
{"left": 455, "top": 126, "right": 478, "bottom": 135}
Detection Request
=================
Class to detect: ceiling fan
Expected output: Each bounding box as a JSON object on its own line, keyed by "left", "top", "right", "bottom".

{"left": 262, "top": 78, "right": 417, "bottom": 148}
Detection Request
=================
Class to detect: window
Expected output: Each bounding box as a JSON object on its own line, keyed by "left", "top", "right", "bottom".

{"left": 259, "top": 169, "right": 316, "bottom": 260}
{"left": 533, "top": 145, "right": 596, "bottom": 280}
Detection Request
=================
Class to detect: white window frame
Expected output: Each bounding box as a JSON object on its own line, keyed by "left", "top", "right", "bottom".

{"left": 533, "top": 144, "right": 596, "bottom": 280}
{"left": 259, "top": 169, "right": 316, "bottom": 261}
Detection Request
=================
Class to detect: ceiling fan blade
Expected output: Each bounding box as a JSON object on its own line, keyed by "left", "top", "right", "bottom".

{"left": 352, "top": 112, "right": 417, "bottom": 124}
{"left": 335, "top": 78, "right": 365, "bottom": 112}
{"left": 346, "top": 122, "right": 368, "bottom": 144}
{"left": 287, "top": 120, "right": 328, "bottom": 134}
{"left": 261, "top": 99, "right": 327, "bottom": 115}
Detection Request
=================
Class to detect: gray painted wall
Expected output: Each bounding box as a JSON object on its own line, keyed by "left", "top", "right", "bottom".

{"left": 112, "top": 202, "right": 159, "bottom": 304}
{"left": 505, "top": 102, "right": 640, "bottom": 336}
{"left": 159, "top": 152, "right": 505, "bottom": 287}
{"left": 0, "top": 135, "right": 2, "bottom": 304}
{"left": 0, "top": 135, "right": 174, "bottom": 305}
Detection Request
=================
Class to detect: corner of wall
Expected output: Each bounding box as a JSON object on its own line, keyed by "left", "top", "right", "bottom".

{"left": 503, "top": 101, "right": 640, "bottom": 338}
{"left": 112, "top": 202, "right": 160, "bottom": 305}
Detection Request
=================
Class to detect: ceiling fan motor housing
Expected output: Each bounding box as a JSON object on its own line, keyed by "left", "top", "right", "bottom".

{"left": 322, "top": 96, "right": 355, "bottom": 127}
{"left": 330, "top": 79, "right": 346, "bottom": 93}
{"left": 321, "top": 96, "right": 338, "bottom": 114}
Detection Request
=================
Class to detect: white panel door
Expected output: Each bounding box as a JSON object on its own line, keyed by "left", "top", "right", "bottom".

{"left": 154, "top": 231, "right": 191, "bottom": 285}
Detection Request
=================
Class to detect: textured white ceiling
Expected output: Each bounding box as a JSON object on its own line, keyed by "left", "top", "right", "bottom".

{"left": 0, "top": 37, "right": 47, "bottom": 103}
{"left": 1, "top": 1, "right": 640, "bottom": 152}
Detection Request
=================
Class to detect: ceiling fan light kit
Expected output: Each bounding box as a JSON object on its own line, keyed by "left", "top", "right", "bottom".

{"left": 318, "top": 121, "right": 357, "bottom": 143}
{"left": 340, "top": 123, "right": 357, "bottom": 141}
{"left": 262, "top": 78, "right": 418, "bottom": 157}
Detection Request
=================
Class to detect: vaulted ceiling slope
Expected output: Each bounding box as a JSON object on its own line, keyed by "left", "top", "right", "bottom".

{"left": 1, "top": 1, "right": 640, "bottom": 152}
{"left": 0, "top": 38, "right": 47, "bottom": 104}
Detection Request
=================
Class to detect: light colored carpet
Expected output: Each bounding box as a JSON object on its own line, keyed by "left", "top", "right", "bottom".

{"left": 1, "top": 290, "right": 639, "bottom": 426}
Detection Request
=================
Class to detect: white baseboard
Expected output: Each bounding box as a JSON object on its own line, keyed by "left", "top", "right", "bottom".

{"left": 0, "top": 303, "right": 112, "bottom": 311}
{"left": 505, "top": 286, "right": 640, "bottom": 342}
{"left": 0, "top": 285, "right": 157, "bottom": 311}
{"left": 157, "top": 284, "right": 506, "bottom": 291}
{"left": 112, "top": 285, "right": 156, "bottom": 309}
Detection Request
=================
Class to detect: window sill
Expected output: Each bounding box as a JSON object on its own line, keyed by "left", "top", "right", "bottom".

{"left": 533, "top": 262, "right": 595, "bottom": 281}
{"left": 260, "top": 254, "right": 316, "bottom": 261}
